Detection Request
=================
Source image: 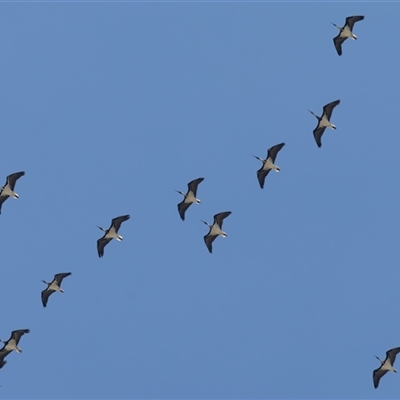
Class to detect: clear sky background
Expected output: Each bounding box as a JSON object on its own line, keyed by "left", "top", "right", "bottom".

{"left": 0, "top": 2, "right": 399, "bottom": 399}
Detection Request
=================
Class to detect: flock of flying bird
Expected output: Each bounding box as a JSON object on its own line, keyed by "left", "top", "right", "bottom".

{"left": 0, "top": 13, "right": 398, "bottom": 392}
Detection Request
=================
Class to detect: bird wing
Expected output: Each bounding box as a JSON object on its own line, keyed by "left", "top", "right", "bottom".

{"left": 346, "top": 15, "right": 364, "bottom": 30}
{"left": 188, "top": 177, "right": 204, "bottom": 197}
{"left": 373, "top": 367, "right": 388, "bottom": 389}
{"left": 387, "top": 347, "right": 400, "bottom": 365}
{"left": 41, "top": 288, "right": 54, "bottom": 308}
{"left": 0, "top": 349, "right": 11, "bottom": 369}
{"left": 214, "top": 211, "right": 231, "bottom": 228}
{"left": 267, "top": 143, "right": 285, "bottom": 163}
{"left": 177, "top": 200, "right": 191, "bottom": 221}
{"left": 11, "top": 329, "right": 30, "bottom": 344}
{"left": 333, "top": 35, "right": 346, "bottom": 56}
{"left": 97, "top": 237, "right": 112, "bottom": 258}
{"left": 7, "top": 171, "right": 25, "bottom": 191}
{"left": 204, "top": 233, "right": 217, "bottom": 254}
{"left": 323, "top": 100, "right": 340, "bottom": 120}
{"left": 313, "top": 126, "right": 326, "bottom": 148}
{"left": 257, "top": 168, "right": 270, "bottom": 189}
{"left": 0, "top": 195, "right": 9, "bottom": 214}
{"left": 112, "top": 215, "right": 130, "bottom": 232}
{"left": 54, "top": 272, "right": 72, "bottom": 285}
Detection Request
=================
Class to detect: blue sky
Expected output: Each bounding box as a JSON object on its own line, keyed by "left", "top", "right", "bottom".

{"left": 0, "top": 2, "right": 399, "bottom": 398}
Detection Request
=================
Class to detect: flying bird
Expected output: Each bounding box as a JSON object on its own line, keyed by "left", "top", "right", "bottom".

{"left": 253, "top": 143, "right": 285, "bottom": 189}
{"left": 97, "top": 215, "right": 130, "bottom": 257}
{"left": 202, "top": 211, "right": 231, "bottom": 253}
{"left": 176, "top": 177, "right": 204, "bottom": 220}
{"left": 308, "top": 100, "right": 340, "bottom": 147}
{"left": 0, "top": 171, "right": 25, "bottom": 214}
{"left": 0, "top": 329, "right": 30, "bottom": 369}
{"left": 373, "top": 347, "right": 400, "bottom": 388}
{"left": 41, "top": 272, "right": 72, "bottom": 307}
{"left": 332, "top": 16, "right": 364, "bottom": 56}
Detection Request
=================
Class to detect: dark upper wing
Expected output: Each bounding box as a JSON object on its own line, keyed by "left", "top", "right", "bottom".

{"left": 0, "top": 196, "right": 9, "bottom": 214}
{"left": 7, "top": 171, "right": 25, "bottom": 190}
{"left": 11, "top": 329, "right": 30, "bottom": 344}
{"left": 373, "top": 367, "right": 388, "bottom": 389}
{"left": 112, "top": 215, "right": 130, "bottom": 232}
{"left": 0, "top": 349, "right": 11, "bottom": 369}
{"left": 214, "top": 211, "right": 232, "bottom": 228}
{"left": 41, "top": 288, "right": 54, "bottom": 308}
{"left": 323, "top": 100, "right": 340, "bottom": 120}
{"left": 257, "top": 168, "right": 270, "bottom": 189}
{"left": 97, "top": 237, "right": 112, "bottom": 258}
{"left": 333, "top": 35, "right": 346, "bottom": 56}
{"left": 313, "top": 126, "right": 326, "bottom": 148}
{"left": 267, "top": 143, "right": 285, "bottom": 163}
{"left": 177, "top": 200, "right": 191, "bottom": 221}
{"left": 54, "top": 272, "right": 71, "bottom": 285}
{"left": 0, "top": 358, "right": 7, "bottom": 369}
{"left": 387, "top": 347, "right": 400, "bottom": 365}
{"left": 346, "top": 15, "right": 364, "bottom": 30}
{"left": 204, "top": 233, "right": 217, "bottom": 254}
{"left": 188, "top": 177, "right": 204, "bottom": 197}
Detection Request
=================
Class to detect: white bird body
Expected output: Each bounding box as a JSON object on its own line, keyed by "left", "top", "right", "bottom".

{"left": 373, "top": 347, "right": 400, "bottom": 388}
{"left": 202, "top": 211, "right": 231, "bottom": 253}
{"left": 3, "top": 339, "right": 21, "bottom": 353}
{"left": 48, "top": 281, "right": 63, "bottom": 293}
{"left": 319, "top": 114, "right": 336, "bottom": 129}
{"left": 97, "top": 215, "right": 130, "bottom": 257}
{"left": 308, "top": 100, "right": 340, "bottom": 148}
{"left": 1, "top": 185, "right": 18, "bottom": 198}
{"left": 381, "top": 357, "right": 397, "bottom": 373}
{"left": 41, "top": 272, "right": 71, "bottom": 307}
{"left": 104, "top": 226, "right": 122, "bottom": 241}
{"left": 262, "top": 157, "right": 278, "bottom": 172}
{"left": 176, "top": 178, "right": 204, "bottom": 221}
{"left": 332, "top": 16, "right": 364, "bottom": 55}
{"left": 209, "top": 224, "right": 226, "bottom": 238}
{"left": 0, "top": 171, "right": 25, "bottom": 214}
{"left": 0, "top": 329, "right": 30, "bottom": 356}
{"left": 182, "top": 191, "right": 199, "bottom": 204}
{"left": 339, "top": 25, "right": 356, "bottom": 39}
{"left": 254, "top": 143, "right": 285, "bottom": 189}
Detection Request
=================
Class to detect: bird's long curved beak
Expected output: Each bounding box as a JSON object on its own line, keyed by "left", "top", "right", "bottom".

{"left": 96, "top": 226, "right": 104, "bottom": 231}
